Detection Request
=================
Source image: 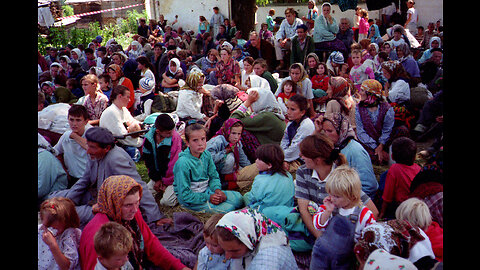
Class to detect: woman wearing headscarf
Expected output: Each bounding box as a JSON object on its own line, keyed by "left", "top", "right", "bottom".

{"left": 368, "top": 23, "right": 382, "bottom": 44}
{"left": 317, "top": 112, "right": 378, "bottom": 199}
{"left": 312, "top": 2, "right": 348, "bottom": 58}
{"left": 127, "top": 40, "right": 144, "bottom": 60}
{"left": 395, "top": 43, "right": 421, "bottom": 82}
{"left": 162, "top": 58, "right": 184, "bottom": 93}
{"left": 355, "top": 79, "right": 395, "bottom": 165}
{"left": 175, "top": 67, "right": 209, "bottom": 121}
{"left": 215, "top": 208, "right": 298, "bottom": 269}
{"left": 248, "top": 74, "right": 270, "bottom": 91}
{"left": 325, "top": 76, "right": 357, "bottom": 131}
{"left": 107, "top": 64, "right": 135, "bottom": 111}
{"left": 208, "top": 84, "right": 243, "bottom": 136}
{"left": 70, "top": 48, "right": 89, "bottom": 71}
{"left": 231, "top": 87, "right": 286, "bottom": 146}
{"left": 354, "top": 219, "right": 437, "bottom": 269}
{"left": 417, "top": 36, "right": 442, "bottom": 65}
{"left": 275, "top": 63, "right": 316, "bottom": 117}
{"left": 79, "top": 175, "right": 189, "bottom": 270}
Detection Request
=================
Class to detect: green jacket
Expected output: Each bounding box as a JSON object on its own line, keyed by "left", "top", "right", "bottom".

{"left": 261, "top": 71, "right": 278, "bottom": 94}
{"left": 290, "top": 35, "right": 315, "bottom": 67}
{"left": 231, "top": 110, "right": 286, "bottom": 145}
{"left": 173, "top": 148, "right": 222, "bottom": 207}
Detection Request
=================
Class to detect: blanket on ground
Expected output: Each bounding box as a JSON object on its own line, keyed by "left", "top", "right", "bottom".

{"left": 149, "top": 211, "right": 205, "bottom": 268}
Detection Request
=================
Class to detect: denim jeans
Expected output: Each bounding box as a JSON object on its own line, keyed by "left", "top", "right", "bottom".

{"left": 123, "top": 145, "right": 141, "bottom": 162}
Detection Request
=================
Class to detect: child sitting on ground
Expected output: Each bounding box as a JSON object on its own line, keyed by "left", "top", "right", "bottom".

{"left": 395, "top": 198, "right": 443, "bottom": 262}
{"left": 310, "top": 165, "right": 376, "bottom": 269}
{"left": 195, "top": 213, "right": 237, "bottom": 270}
{"left": 206, "top": 118, "right": 251, "bottom": 190}
{"left": 133, "top": 77, "right": 156, "bottom": 118}
{"left": 349, "top": 49, "right": 375, "bottom": 92}
{"left": 93, "top": 221, "right": 134, "bottom": 270}
{"left": 173, "top": 123, "right": 244, "bottom": 213}
{"left": 142, "top": 113, "right": 182, "bottom": 206}
{"left": 276, "top": 79, "right": 297, "bottom": 115}
{"left": 243, "top": 144, "right": 294, "bottom": 212}
{"left": 38, "top": 197, "right": 82, "bottom": 270}
{"left": 53, "top": 104, "right": 92, "bottom": 188}
{"left": 310, "top": 62, "right": 330, "bottom": 98}
{"left": 378, "top": 136, "right": 421, "bottom": 220}
{"left": 162, "top": 58, "right": 184, "bottom": 93}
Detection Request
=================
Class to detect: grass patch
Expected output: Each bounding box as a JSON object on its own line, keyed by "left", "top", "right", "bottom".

{"left": 136, "top": 137, "right": 432, "bottom": 223}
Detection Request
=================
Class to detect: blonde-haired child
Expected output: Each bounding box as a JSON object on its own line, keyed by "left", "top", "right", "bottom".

{"left": 310, "top": 165, "right": 376, "bottom": 269}
{"left": 38, "top": 197, "right": 82, "bottom": 270}
{"left": 396, "top": 198, "right": 443, "bottom": 261}
{"left": 94, "top": 221, "right": 134, "bottom": 270}
{"left": 313, "top": 164, "right": 376, "bottom": 238}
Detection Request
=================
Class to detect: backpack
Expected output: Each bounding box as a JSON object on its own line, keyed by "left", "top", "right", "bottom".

{"left": 150, "top": 93, "right": 177, "bottom": 113}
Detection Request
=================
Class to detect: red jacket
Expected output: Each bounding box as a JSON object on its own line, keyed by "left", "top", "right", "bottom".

{"left": 79, "top": 211, "right": 185, "bottom": 270}
{"left": 425, "top": 221, "right": 443, "bottom": 262}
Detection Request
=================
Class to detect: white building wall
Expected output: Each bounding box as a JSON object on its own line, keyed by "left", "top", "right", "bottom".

{"left": 256, "top": 3, "right": 379, "bottom": 33}
{"left": 148, "top": 0, "right": 230, "bottom": 33}
{"left": 146, "top": 0, "right": 442, "bottom": 36}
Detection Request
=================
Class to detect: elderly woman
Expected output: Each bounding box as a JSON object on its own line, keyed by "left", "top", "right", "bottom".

{"left": 99, "top": 85, "right": 143, "bottom": 161}
{"left": 231, "top": 87, "right": 286, "bottom": 145}
{"left": 79, "top": 175, "right": 189, "bottom": 270}
{"left": 316, "top": 112, "right": 378, "bottom": 198}
{"left": 215, "top": 208, "right": 298, "bottom": 269}
{"left": 355, "top": 79, "right": 395, "bottom": 165}
{"left": 312, "top": 3, "right": 348, "bottom": 58}
{"left": 395, "top": 43, "right": 421, "bottom": 82}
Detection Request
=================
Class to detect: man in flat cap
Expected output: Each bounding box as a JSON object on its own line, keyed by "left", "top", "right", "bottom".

{"left": 48, "top": 127, "right": 170, "bottom": 228}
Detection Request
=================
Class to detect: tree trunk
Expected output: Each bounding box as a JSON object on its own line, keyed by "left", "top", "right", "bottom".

{"left": 231, "top": 0, "right": 257, "bottom": 40}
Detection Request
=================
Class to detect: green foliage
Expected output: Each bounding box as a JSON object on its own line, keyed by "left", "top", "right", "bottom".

{"left": 38, "top": 8, "right": 148, "bottom": 55}
{"left": 62, "top": 5, "right": 74, "bottom": 16}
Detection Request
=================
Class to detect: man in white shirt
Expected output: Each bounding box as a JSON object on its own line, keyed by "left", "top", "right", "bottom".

{"left": 274, "top": 7, "right": 303, "bottom": 70}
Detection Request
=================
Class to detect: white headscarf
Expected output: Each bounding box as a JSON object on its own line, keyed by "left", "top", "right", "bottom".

{"left": 216, "top": 208, "right": 288, "bottom": 255}
{"left": 168, "top": 58, "right": 181, "bottom": 75}
{"left": 70, "top": 48, "right": 84, "bottom": 61}
{"left": 247, "top": 87, "right": 285, "bottom": 120}
{"left": 320, "top": 2, "right": 332, "bottom": 25}
{"left": 129, "top": 40, "right": 143, "bottom": 58}
{"left": 248, "top": 74, "right": 270, "bottom": 91}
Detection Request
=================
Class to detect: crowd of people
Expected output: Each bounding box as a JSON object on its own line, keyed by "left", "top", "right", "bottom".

{"left": 38, "top": 1, "right": 443, "bottom": 269}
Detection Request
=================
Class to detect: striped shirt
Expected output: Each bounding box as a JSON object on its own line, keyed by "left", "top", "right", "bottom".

{"left": 295, "top": 164, "right": 371, "bottom": 205}
{"left": 312, "top": 205, "right": 376, "bottom": 241}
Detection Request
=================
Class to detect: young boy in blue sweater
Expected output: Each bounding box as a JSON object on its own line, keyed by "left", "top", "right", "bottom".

{"left": 173, "top": 123, "right": 243, "bottom": 213}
